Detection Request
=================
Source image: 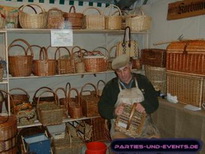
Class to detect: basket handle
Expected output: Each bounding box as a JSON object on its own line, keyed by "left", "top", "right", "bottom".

{"left": 8, "top": 44, "right": 27, "bottom": 56}
{"left": 108, "top": 45, "right": 117, "bottom": 59}
{"left": 105, "top": 4, "right": 122, "bottom": 16}
{"left": 0, "top": 89, "right": 13, "bottom": 115}
{"left": 10, "top": 88, "right": 30, "bottom": 99}
{"left": 26, "top": 44, "right": 43, "bottom": 59}
{"left": 39, "top": 47, "right": 48, "bottom": 60}
{"left": 32, "top": 86, "right": 53, "bottom": 101}
{"left": 9, "top": 39, "right": 33, "bottom": 55}
{"left": 48, "top": 7, "right": 63, "bottom": 17}
{"left": 126, "top": 103, "right": 137, "bottom": 130}
{"left": 67, "top": 88, "right": 80, "bottom": 106}
{"left": 65, "top": 82, "right": 71, "bottom": 93}
{"left": 69, "top": 6, "right": 76, "bottom": 13}
{"left": 93, "top": 47, "right": 109, "bottom": 58}
{"left": 55, "top": 87, "right": 68, "bottom": 108}
{"left": 20, "top": 3, "right": 46, "bottom": 14}
{"left": 18, "top": 4, "right": 38, "bottom": 14}
{"left": 122, "top": 26, "right": 131, "bottom": 48}
{"left": 80, "top": 82, "right": 97, "bottom": 97}
{"left": 71, "top": 46, "right": 81, "bottom": 55}
{"left": 55, "top": 47, "right": 71, "bottom": 60}
{"left": 36, "top": 90, "right": 58, "bottom": 106}
{"left": 82, "top": 6, "right": 103, "bottom": 15}
{"left": 97, "top": 80, "right": 106, "bottom": 90}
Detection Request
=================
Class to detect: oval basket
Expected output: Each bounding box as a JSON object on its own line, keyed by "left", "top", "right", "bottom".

{"left": 19, "top": 4, "right": 47, "bottom": 29}
{"left": 8, "top": 39, "right": 33, "bottom": 77}
{"left": 63, "top": 6, "right": 83, "bottom": 29}
{"left": 82, "top": 6, "right": 105, "bottom": 30}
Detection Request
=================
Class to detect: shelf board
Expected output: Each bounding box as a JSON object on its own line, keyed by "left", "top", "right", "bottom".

{"left": 6, "top": 28, "right": 149, "bottom": 34}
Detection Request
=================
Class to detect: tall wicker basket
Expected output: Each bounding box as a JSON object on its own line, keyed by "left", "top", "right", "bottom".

{"left": 8, "top": 39, "right": 33, "bottom": 77}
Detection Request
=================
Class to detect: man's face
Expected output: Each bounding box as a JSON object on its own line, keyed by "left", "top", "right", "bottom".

{"left": 115, "top": 63, "right": 132, "bottom": 84}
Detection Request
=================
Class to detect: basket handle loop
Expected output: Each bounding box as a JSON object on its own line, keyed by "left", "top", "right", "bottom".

{"left": 10, "top": 88, "right": 30, "bottom": 100}
{"left": 105, "top": 4, "right": 122, "bottom": 16}
{"left": 65, "top": 82, "right": 71, "bottom": 93}
{"left": 39, "top": 47, "right": 48, "bottom": 60}
{"left": 67, "top": 88, "right": 80, "bottom": 105}
{"left": 126, "top": 103, "right": 137, "bottom": 130}
{"left": 8, "top": 44, "right": 27, "bottom": 56}
{"left": 108, "top": 45, "right": 117, "bottom": 59}
{"left": 69, "top": 5, "right": 76, "bottom": 13}
{"left": 122, "top": 26, "right": 131, "bottom": 48}
{"left": 18, "top": 4, "right": 37, "bottom": 14}
{"left": 80, "top": 82, "right": 97, "bottom": 97}
{"left": 55, "top": 47, "right": 71, "bottom": 60}
{"left": 55, "top": 87, "right": 68, "bottom": 108}
{"left": 93, "top": 47, "right": 108, "bottom": 58}
{"left": 36, "top": 90, "right": 58, "bottom": 106}
{"left": 83, "top": 6, "right": 103, "bottom": 15}
{"left": 26, "top": 44, "right": 43, "bottom": 59}
{"left": 20, "top": 3, "right": 46, "bottom": 14}
{"left": 33, "top": 86, "right": 53, "bottom": 101}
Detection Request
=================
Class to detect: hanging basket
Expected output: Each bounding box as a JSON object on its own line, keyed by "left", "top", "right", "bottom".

{"left": 82, "top": 6, "right": 105, "bottom": 30}
{"left": 63, "top": 5, "right": 83, "bottom": 29}
{"left": 19, "top": 3, "right": 47, "bottom": 29}
{"left": 8, "top": 39, "right": 33, "bottom": 77}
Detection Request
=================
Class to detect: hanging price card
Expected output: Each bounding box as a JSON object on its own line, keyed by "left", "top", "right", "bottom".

{"left": 51, "top": 29, "right": 73, "bottom": 46}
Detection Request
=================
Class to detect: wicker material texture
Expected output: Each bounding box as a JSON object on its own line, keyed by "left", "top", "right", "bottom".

{"left": 32, "top": 46, "right": 57, "bottom": 76}
{"left": 144, "top": 65, "right": 167, "bottom": 94}
{"left": 63, "top": 6, "right": 83, "bottom": 29}
{"left": 141, "top": 48, "right": 166, "bottom": 67}
{"left": 47, "top": 7, "right": 64, "bottom": 29}
{"left": 80, "top": 83, "right": 100, "bottom": 117}
{"left": 8, "top": 39, "right": 33, "bottom": 77}
{"left": 166, "top": 40, "right": 205, "bottom": 75}
{"left": 105, "top": 4, "right": 122, "bottom": 30}
{"left": 55, "top": 47, "right": 75, "bottom": 74}
{"left": 37, "top": 90, "right": 64, "bottom": 126}
{"left": 126, "top": 10, "right": 152, "bottom": 32}
{"left": 83, "top": 6, "right": 105, "bottom": 30}
{"left": 167, "top": 71, "right": 205, "bottom": 108}
{"left": 19, "top": 4, "right": 47, "bottom": 29}
{"left": 0, "top": 115, "right": 17, "bottom": 153}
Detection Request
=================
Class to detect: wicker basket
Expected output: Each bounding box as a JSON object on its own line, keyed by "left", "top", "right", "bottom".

{"left": 55, "top": 47, "right": 75, "bottom": 74}
{"left": 37, "top": 90, "right": 64, "bottom": 126}
{"left": 105, "top": 4, "right": 122, "bottom": 30}
{"left": 166, "top": 40, "right": 205, "bottom": 75}
{"left": 80, "top": 83, "right": 100, "bottom": 117}
{"left": 0, "top": 67, "right": 3, "bottom": 82}
{"left": 72, "top": 47, "right": 86, "bottom": 73}
{"left": 8, "top": 39, "right": 33, "bottom": 77}
{"left": 68, "top": 88, "right": 83, "bottom": 119}
{"left": 125, "top": 10, "right": 152, "bottom": 32}
{"left": 19, "top": 4, "right": 47, "bottom": 29}
{"left": 141, "top": 48, "right": 166, "bottom": 67}
{"left": 32, "top": 46, "right": 57, "bottom": 76}
{"left": 47, "top": 7, "right": 64, "bottom": 29}
{"left": 84, "top": 50, "right": 108, "bottom": 73}
{"left": 167, "top": 71, "right": 205, "bottom": 108}
{"left": 144, "top": 65, "right": 167, "bottom": 94}
{"left": 0, "top": 114, "right": 17, "bottom": 153}
{"left": 83, "top": 6, "right": 105, "bottom": 30}
{"left": 0, "top": 12, "right": 5, "bottom": 28}
{"left": 63, "top": 5, "right": 83, "bottom": 29}
{"left": 115, "top": 103, "right": 147, "bottom": 138}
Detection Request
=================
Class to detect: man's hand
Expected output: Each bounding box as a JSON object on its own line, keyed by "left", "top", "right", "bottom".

{"left": 115, "top": 104, "right": 125, "bottom": 116}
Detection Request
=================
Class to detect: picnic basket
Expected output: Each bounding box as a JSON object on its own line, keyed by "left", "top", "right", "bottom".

{"left": 105, "top": 4, "right": 122, "bottom": 30}
{"left": 63, "top": 5, "right": 83, "bottom": 29}
{"left": 31, "top": 45, "right": 57, "bottom": 76}
{"left": 47, "top": 7, "right": 64, "bottom": 29}
{"left": 8, "top": 39, "right": 33, "bottom": 77}
{"left": 115, "top": 103, "right": 146, "bottom": 138}
{"left": 55, "top": 47, "right": 75, "bottom": 74}
{"left": 126, "top": 9, "right": 152, "bottom": 32}
{"left": 19, "top": 3, "right": 47, "bottom": 29}
{"left": 36, "top": 90, "right": 64, "bottom": 126}
{"left": 83, "top": 6, "right": 105, "bottom": 30}
{"left": 68, "top": 88, "right": 83, "bottom": 119}
{"left": 80, "top": 83, "right": 100, "bottom": 117}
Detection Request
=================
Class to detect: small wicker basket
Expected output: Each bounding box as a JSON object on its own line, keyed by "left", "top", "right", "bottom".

{"left": 47, "top": 7, "right": 64, "bottom": 29}
{"left": 105, "top": 4, "right": 122, "bottom": 30}
{"left": 83, "top": 6, "right": 105, "bottom": 30}
{"left": 19, "top": 4, "right": 47, "bottom": 29}
{"left": 63, "top": 5, "right": 83, "bottom": 29}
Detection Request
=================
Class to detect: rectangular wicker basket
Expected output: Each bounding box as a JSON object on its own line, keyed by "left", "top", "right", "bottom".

{"left": 166, "top": 71, "right": 205, "bottom": 108}
{"left": 166, "top": 40, "right": 205, "bottom": 75}
{"left": 141, "top": 48, "right": 166, "bottom": 67}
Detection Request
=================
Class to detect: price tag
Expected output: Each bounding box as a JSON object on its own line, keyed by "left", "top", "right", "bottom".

{"left": 51, "top": 29, "right": 73, "bottom": 47}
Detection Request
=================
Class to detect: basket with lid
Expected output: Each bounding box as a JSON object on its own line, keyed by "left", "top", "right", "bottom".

{"left": 8, "top": 39, "right": 33, "bottom": 77}
{"left": 63, "top": 5, "right": 83, "bottom": 29}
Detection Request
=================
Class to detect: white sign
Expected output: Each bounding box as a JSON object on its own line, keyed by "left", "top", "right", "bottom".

{"left": 51, "top": 29, "right": 73, "bottom": 47}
